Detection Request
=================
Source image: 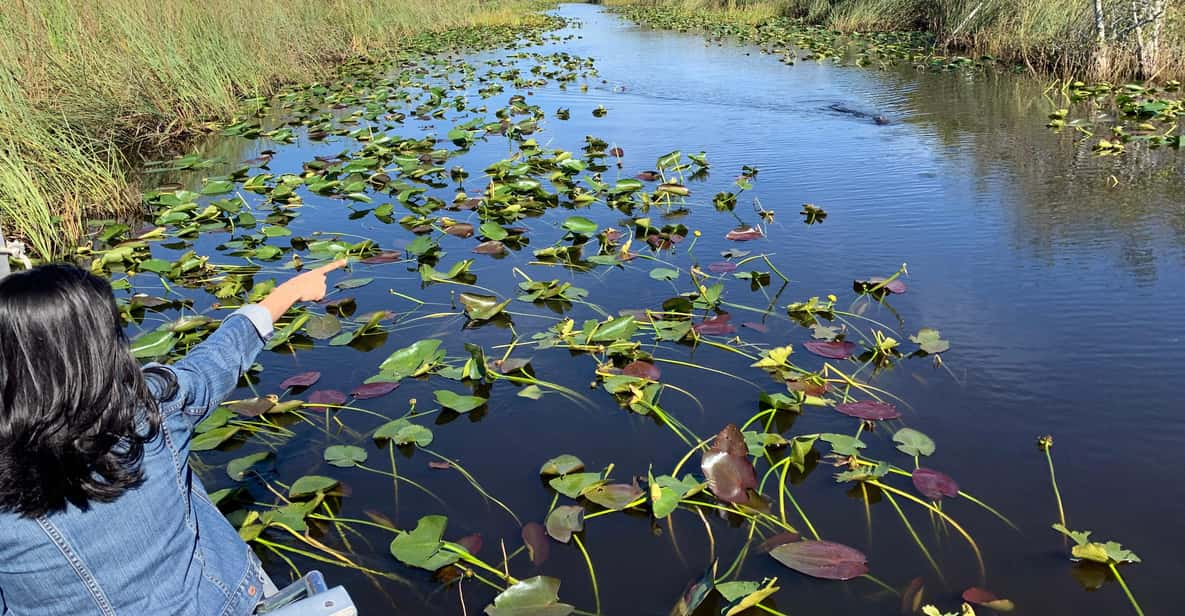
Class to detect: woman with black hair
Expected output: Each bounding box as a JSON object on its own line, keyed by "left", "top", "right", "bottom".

{"left": 0, "top": 259, "right": 346, "bottom": 615}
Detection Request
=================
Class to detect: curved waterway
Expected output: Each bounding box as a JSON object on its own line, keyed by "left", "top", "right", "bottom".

{"left": 142, "top": 3, "right": 1185, "bottom": 614}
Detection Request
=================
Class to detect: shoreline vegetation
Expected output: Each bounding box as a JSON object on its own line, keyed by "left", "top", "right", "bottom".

{"left": 0, "top": 0, "right": 548, "bottom": 259}
{"left": 602, "top": 0, "right": 1183, "bottom": 81}
{"left": 2, "top": 0, "right": 1183, "bottom": 261}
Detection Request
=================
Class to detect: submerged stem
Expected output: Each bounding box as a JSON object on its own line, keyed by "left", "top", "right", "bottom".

{"left": 1108, "top": 563, "right": 1145, "bottom": 616}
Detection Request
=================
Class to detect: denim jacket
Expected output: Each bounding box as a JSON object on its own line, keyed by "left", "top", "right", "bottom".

{"left": 0, "top": 307, "right": 273, "bottom": 616}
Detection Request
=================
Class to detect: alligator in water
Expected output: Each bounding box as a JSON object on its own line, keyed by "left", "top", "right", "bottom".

{"left": 827, "top": 103, "right": 891, "bottom": 125}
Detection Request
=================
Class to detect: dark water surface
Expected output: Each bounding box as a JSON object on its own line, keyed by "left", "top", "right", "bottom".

{"left": 150, "top": 4, "right": 1185, "bottom": 614}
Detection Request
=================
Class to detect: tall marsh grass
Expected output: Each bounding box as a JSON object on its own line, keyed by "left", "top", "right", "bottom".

{"left": 0, "top": 0, "right": 540, "bottom": 258}
{"left": 607, "top": 0, "right": 1185, "bottom": 81}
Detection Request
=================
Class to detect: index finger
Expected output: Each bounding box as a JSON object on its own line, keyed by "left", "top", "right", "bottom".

{"left": 312, "top": 258, "right": 349, "bottom": 275}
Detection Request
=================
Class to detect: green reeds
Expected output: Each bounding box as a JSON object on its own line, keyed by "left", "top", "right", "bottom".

{"left": 0, "top": 0, "right": 540, "bottom": 259}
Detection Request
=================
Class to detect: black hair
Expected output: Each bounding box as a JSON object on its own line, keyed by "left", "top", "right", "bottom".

{"left": 0, "top": 264, "right": 161, "bottom": 518}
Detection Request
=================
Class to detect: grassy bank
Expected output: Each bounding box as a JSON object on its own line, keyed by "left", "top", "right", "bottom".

{"left": 604, "top": 0, "right": 1185, "bottom": 82}
{"left": 0, "top": 0, "right": 544, "bottom": 259}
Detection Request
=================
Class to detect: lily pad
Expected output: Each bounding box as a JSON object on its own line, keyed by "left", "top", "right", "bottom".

{"left": 226, "top": 451, "right": 272, "bottom": 481}
{"left": 893, "top": 428, "right": 936, "bottom": 457}
{"left": 803, "top": 340, "right": 857, "bottom": 359}
{"left": 582, "top": 483, "right": 643, "bottom": 510}
{"left": 390, "top": 515, "right": 459, "bottom": 572}
{"left": 725, "top": 226, "right": 763, "bottom": 241}
{"left": 545, "top": 506, "right": 585, "bottom": 543}
{"left": 350, "top": 381, "right": 399, "bottom": 400}
{"left": 717, "top": 578, "right": 781, "bottom": 616}
{"left": 324, "top": 445, "right": 368, "bottom": 468}
{"left": 962, "top": 587, "right": 1015, "bottom": 612}
{"left": 540, "top": 455, "right": 585, "bottom": 476}
{"left": 522, "top": 522, "right": 550, "bottom": 566}
{"left": 912, "top": 467, "right": 959, "bottom": 500}
{"left": 289, "top": 475, "right": 339, "bottom": 498}
{"left": 459, "top": 293, "right": 511, "bottom": 321}
{"left": 769, "top": 540, "right": 869, "bottom": 580}
{"left": 280, "top": 371, "right": 321, "bottom": 389}
{"left": 835, "top": 400, "right": 900, "bottom": 421}
{"left": 434, "top": 390, "right": 488, "bottom": 413}
{"left": 484, "top": 576, "right": 574, "bottom": 616}
{"left": 910, "top": 328, "right": 950, "bottom": 354}
{"left": 374, "top": 419, "right": 433, "bottom": 447}
{"left": 307, "top": 390, "right": 347, "bottom": 412}
{"left": 702, "top": 424, "right": 757, "bottom": 504}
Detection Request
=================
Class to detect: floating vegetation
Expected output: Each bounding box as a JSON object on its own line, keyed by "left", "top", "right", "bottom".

{"left": 18, "top": 6, "right": 1150, "bottom": 616}
{"left": 1045, "top": 79, "right": 1183, "bottom": 155}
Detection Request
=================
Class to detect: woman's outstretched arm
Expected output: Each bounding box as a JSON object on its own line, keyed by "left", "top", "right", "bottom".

{"left": 162, "top": 260, "right": 348, "bottom": 423}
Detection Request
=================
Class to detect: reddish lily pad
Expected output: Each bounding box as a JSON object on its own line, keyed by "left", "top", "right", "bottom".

{"left": 428, "top": 461, "right": 452, "bottom": 470}
{"left": 803, "top": 340, "right": 857, "bottom": 359}
{"left": 725, "top": 226, "right": 764, "bottom": 241}
{"left": 622, "top": 360, "right": 661, "bottom": 381}
{"left": 307, "top": 390, "right": 347, "bottom": 412}
{"left": 609, "top": 146, "right": 624, "bottom": 157}
{"left": 786, "top": 377, "right": 830, "bottom": 396}
{"left": 694, "top": 313, "right": 736, "bottom": 335}
{"left": 522, "top": 522, "right": 550, "bottom": 566}
{"left": 456, "top": 533, "right": 483, "bottom": 555}
{"left": 444, "top": 223, "right": 474, "bottom": 238}
{"left": 473, "top": 240, "right": 507, "bottom": 255}
{"left": 708, "top": 261, "right": 738, "bottom": 273}
{"left": 350, "top": 381, "right": 399, "bottom": 400}
{"left": 360, "top": 250, "right": 401, "bottom": 264}
{"left": 757, "top": 532, "right": 801, "bottom": 553}
{"left": 835, "top": 400, "right": 900, "bottom": 421}
{"left": 962, "top": 587, "right": 1015, "bottom": 612}
{"left": 742, "top": 322, "right": 769, "bottom": 333}
{"left": 636, "top": 171, "right": 660, "bottom": 181}
{"left": 280, "top": 371, "right": 321, "bottom": 389}
{"left": 912, "top": 468, "right": 960, "bottom": 500}
{"left": 769, "top": 540, "right": 869, "bottom": 580}
{"left": 702, "top": 424, "right": 757, "bottom": 504}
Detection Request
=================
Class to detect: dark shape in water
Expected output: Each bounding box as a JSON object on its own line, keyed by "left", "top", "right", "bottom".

{"left": 854, "top": 277, "right": 906, "bottom": 295}
{"left": 827, "top": 102, "right": 891, "bottom": 125}
{"left": 635, "top": 171, "right": 660, "bottom": 181}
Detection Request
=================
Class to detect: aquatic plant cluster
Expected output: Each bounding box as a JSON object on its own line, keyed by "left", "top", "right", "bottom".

{"left": 615, "top": 5, "right": 1184, "bottom": 157}
{"left": 68, "top": 12, "right": 1148, "bottom": 616}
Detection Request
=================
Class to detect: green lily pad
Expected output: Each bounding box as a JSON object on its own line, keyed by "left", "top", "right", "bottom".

{"left": 324, "top": 445, "right": 368, "bottom": 468}
{"left": 374, "top": 419, "right": 434, "bottom": 447}
{"left": 893, "top": 428, "right": 936, "bottom": 457}
{"left": 288, "top": 475, "right": 339, "bottom": 498}
{"left": 484, "top": 576, "right": 574, "bottom": 616}
{"left": 226, "top": 451, "right": 272, "bottom": 481}
{"left": 540, "top": 454, "right": 585, "bottom": 476}
{"left": 434, "top": 390, "right": 488, "bottom": 413}
{"left": 390, "top": 515, "right": 460, "bottom": 572}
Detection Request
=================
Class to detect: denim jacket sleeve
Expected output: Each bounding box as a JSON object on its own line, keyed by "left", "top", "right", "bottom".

{"left": 148, "top": 305, "right": 273, "bottom": 431}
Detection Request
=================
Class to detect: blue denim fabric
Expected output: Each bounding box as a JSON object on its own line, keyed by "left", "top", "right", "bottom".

{"left": 0, "top": 308, "right": 272, "bottom": 616}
